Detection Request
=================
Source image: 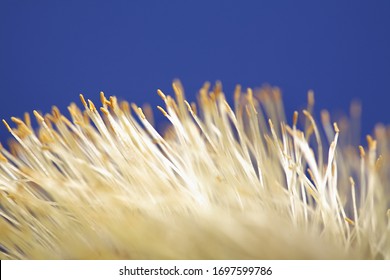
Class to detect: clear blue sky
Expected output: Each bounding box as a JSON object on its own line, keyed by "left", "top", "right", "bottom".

{"left": 1, "top": 0, "right": 389, "bottom": 143}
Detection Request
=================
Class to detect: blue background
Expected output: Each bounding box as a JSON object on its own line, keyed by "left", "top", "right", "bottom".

{"left": 1, "top": 0, "right": 389, "bottom": 144}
